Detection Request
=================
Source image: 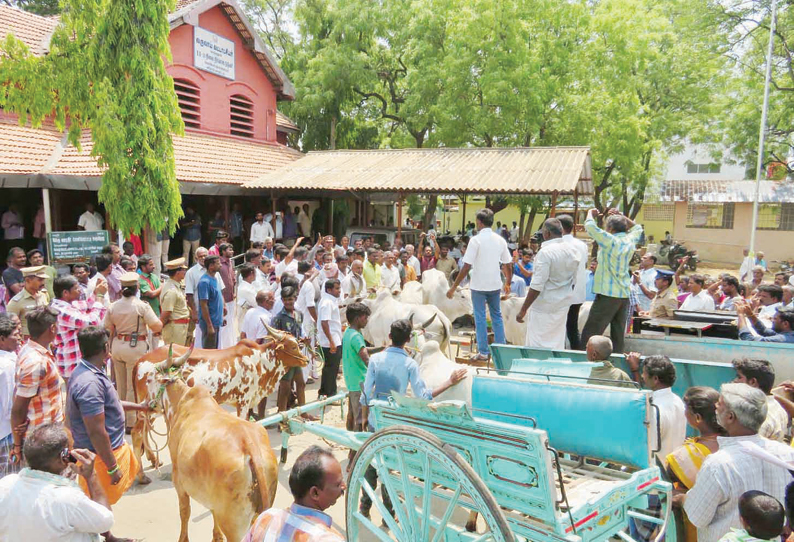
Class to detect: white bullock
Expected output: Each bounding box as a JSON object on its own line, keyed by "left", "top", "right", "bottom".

{"left": 364, "top": 289, "right": 453, "bottom": 355}
{"left": 421, "top": 269, "right": 473, "bottom": 323}
{"left": 416, "top": 340, "right": 474, "bottom": 407}
{"left": 500, "top": 294, "right": 528, "bottom": 345}
{"left": 399, "top": 281, "right": 424, "bottom": 304}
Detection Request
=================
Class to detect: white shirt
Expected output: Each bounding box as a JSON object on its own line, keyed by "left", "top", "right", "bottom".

{"left": 241, "top": 306, "right": 271, "bottom": 340}
{"left": 0, "top": 468, "right": 115, "bottom": 541}
{"left": 275, "top": 214, "right": 283, "bottom": 239}
{"left": 759, "top": 396, "right": 789, "bottom": 442}
{"left": 0, "top": 349, "right": 16, "bottom": 439}
{"left": 650, "top": 387, "right": 686, "bottom": 466}
{"left": 528, "top": 237, "right": 581, "bottom": 313}
{"left": 275, "top": 259, "right": 298, "bottom": 278}
{"left": 759, "top": 302, "right": 782, "bottom": 324}
{"left": 407, "top": 255, "right": 421, "bottom": 278}
{"left": 317, "top": 293, "right": 342, "bottom": 348}
{"left": 341, "top": 273, "right": 366, "bottom": 300}
{"left": 563, "top": 233, "right": 589, "bottom": 305}
{"left": 237, "top": 280, "right": 258, "bottom": 311}
{"left": 381, "top": 264, "right": 401, "bottom": 292}
{"left": 296, "top": 280, "right": 317, "bottom": 337}
{"left": 632, "top": 267, "right": 658, "bottom": 312}
{"left": 77, "top": 211, "right": 104, "bottom": 232}
{"left": 85, "top": 274, "right": 110, "bottom": 308}
{"left": 250, "top": 221, "right": 275, "bottom": 243}
{"left": 684, "top": 435, "right": 794, "bottom": 542}
{"left": 739, "top": 256, "right": 754, "bottom": 282}
{"left": 680, "top": 290, "right": 715, "bottom": 312}
{"left": 462, "top": 228, "right": 511, "bottom": 292}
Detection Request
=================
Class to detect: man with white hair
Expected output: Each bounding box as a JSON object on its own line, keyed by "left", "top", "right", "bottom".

{"left": 404, "top": 244, "right": 421, "bottom": 279}
{"left": 585, "top": 336, "right": 632, "bottom": 387}
{"left": 682, "top": 383, "right": 794, "bottom": 542}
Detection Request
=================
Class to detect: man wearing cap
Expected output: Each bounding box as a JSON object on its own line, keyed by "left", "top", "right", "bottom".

{"left": 159, "top": 258, "right": 190, "bottom": 346}
{"left": 640, "top": 270, "right": 678, "bottom": 320}
{"left": 104, "top": 272, "right": 163, "bottom": 431}
{"left": 7, "top": 266, "right": 49, "bottom": 339}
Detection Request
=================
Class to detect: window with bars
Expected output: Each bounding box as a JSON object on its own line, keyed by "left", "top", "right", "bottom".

{"left": 685, "top": 203, "right": 735, "bottom": 229}
{"left": 758, "top": 203, "right": 794, "bottom": 231}
{"left": 174, "top": 79, "right": 201, "bottom": 129}
{"left": 230, "top": 94, "right": 254, "bottom": 138}
{"left": 641, "top": 203, "right": 675, "bottom": 221}
{"left": 686, "top": 163, "right": 721, "bottom": 174}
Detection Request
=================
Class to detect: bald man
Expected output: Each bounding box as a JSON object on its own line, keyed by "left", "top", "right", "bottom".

{"left": 585, "top": 336, "right": 633, "bottom": 388}
{"left": 240, "top": 290, "right": 275, "bottom": 341}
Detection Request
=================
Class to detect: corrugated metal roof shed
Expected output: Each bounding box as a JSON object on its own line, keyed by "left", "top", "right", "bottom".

{"left": 245, "top": 146, "right": 593, "bottom": 195}
{"left": 656, "top": 179, "right": 794, "bottom": 203}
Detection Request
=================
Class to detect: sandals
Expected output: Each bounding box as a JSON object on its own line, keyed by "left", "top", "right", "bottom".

{"left": 468, "top": 353, "right": 490, "bottom": 362}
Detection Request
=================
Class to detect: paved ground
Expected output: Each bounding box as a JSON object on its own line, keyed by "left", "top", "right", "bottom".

{"left": 111, "top": 259, "right": 752, "bottom": 540}
{"left": 113, "top": 381, "right": 355, "bottom": 541}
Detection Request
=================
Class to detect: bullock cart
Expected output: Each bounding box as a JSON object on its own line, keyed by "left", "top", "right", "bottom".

{"left": 260, "top": 374, "right": 673, "bottom": 542}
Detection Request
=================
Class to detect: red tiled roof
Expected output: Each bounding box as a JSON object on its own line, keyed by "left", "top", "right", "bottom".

{"left": 0, "top": 5, "right": 59, "bottom": 55}
{"left": 174, "top": 0, "right": 201, "bottom": 10}
{"left": 0, "top": 115, "right": 303, "bottom": 185}
{"left": 276, "top": 110, "right": 299, "bottom": 133}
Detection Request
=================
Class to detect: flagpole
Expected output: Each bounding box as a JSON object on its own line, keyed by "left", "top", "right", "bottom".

{"left": 749, "top": 0, "right": 777, "bottom": 254}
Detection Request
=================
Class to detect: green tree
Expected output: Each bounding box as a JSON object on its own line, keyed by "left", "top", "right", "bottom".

{"left": 563, "top": 0, "right": 727, "bottom": 218}
{"left": 0, "top": 0, "right": 184, "bottom": 235}
{"left": 707, "top": 0, "right": 794, "bottom": 176}
{"left": 2, "top": 0, "right": 60, "bottom": 16}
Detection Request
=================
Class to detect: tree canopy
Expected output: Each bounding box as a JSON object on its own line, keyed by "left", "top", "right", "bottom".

{"left": 0, "top": 0, "right": 183, "bottom": 235}
{"left": 252, "top": 0, "right": 730, "bottom": 219}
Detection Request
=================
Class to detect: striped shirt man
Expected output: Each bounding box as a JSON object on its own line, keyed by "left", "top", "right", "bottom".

{"left": 584, "top": 216, "right": 643, "bottom": 299}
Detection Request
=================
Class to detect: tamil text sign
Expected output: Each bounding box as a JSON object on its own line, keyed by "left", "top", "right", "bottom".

{"left": 194, "top": 26, "right": 235, "bottom": 80}
{"left": 48, "top": 230, "right": 109, "bottom": 263}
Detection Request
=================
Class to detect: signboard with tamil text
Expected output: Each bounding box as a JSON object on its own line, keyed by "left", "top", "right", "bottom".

{"left": 194, "top": 26, "right": 235, "bottom": 80}
{"left": 48, "top": 230, "right": 109, "bottom": 264}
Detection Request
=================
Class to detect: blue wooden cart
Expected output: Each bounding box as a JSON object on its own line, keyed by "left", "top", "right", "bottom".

{"left": 260, "top": 370, "right": 673, "bottom": 542}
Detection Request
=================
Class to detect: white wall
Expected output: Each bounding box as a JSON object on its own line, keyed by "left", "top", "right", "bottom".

{"left": 665, "top": 142, "right": 747, "bottom": 181}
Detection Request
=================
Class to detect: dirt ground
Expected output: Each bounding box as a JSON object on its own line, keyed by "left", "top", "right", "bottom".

{"left": 113, "top": 381, "right": 355, "bottom": 541}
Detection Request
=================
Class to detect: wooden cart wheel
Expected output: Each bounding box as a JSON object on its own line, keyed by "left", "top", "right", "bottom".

{"left": 346, "top": 425, "right": 514, "bottom": 542}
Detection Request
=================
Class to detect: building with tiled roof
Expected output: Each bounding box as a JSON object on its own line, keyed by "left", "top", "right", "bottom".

{"left": 1, "top": 0, "right": 304, "bottom": 245}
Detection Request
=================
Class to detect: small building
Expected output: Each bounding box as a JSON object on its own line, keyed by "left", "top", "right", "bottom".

{"left": 650, "top": 179, "right": 794, "bottom": 264}
{"left": 0, "top": 0, "right": 301, "bottom": 252}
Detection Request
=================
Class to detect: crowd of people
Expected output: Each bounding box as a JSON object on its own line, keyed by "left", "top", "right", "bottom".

{"left": 1, "top": 202, "right": 794, "bottom": 541}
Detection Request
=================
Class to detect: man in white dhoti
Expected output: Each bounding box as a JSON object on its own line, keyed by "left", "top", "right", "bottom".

{"left": 516, "top": 218, "right": 581, "bottom": 349}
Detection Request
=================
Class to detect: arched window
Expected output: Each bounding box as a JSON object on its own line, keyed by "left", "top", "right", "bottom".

{"left": 173, "top": 79, "right": 201, "bottom": 129}
{"left": 230, "top": 94, "right": 254, "bottom": 138}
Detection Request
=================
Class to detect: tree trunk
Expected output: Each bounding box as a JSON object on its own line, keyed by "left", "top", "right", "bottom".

{"left": 423, "top": 194, "right": 438, "bottom": 230}
{"left": 518, "top": 209, "right": 526, "bottom": 243}
{"left": 485, "top": 196, "right": 509, "bottom": 215}
{"left": 524, "top": 207, "right": 538, "bottom": 242}
{"left": 330, "top": 115, "right": 337, "bottom": 150}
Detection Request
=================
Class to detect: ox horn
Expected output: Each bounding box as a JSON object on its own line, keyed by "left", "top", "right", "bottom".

{"left": 412, "top": 313, "right": 437, "bottom": 330}
{"left": 264, "top": 322, "right": 286, "bottom": 342}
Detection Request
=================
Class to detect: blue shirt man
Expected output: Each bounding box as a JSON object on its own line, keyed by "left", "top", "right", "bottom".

{"left": 737, "top": 305, "right": 794, "bottom": 343}
{"left": 67, "top": 359, "right": 126, "bottom": 451}
{"left": 197, "top": 256, "right": 224, "bottom": 348}
{"left": 180, "top": 209, "right": 202, "bottom": 243}
{"left": 360, "top": 319, "right": 467, "bottom": 429}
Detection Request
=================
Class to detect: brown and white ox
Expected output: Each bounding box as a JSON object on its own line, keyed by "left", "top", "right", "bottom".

{"left": 131, "top": 325, "right": 307, "bottom": 482}
{"left": 152, "top": 346, "right": 279, "bottom": 542}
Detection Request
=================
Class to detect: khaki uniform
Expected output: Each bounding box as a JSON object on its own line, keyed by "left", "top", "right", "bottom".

{"left": 160, "top": 278, "right": 190, "bottom": 346}
{"left": 7, "top": 288, "right": 49, "bottom": 337}
{"left": 104, "top": 296, "right": 160, "bottom": 427}
{"left": 649, "top": 286, "right": 678, "bottom": 319}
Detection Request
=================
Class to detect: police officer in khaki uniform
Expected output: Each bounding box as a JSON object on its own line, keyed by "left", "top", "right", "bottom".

{"left": 6, "top": 266, "right": 50, "bottom": 338}
{"left": 159, "top": 257, "right": 190, "bottom": 346}
{"left": 104, "top": 272, "right": 163, "bottom": 429}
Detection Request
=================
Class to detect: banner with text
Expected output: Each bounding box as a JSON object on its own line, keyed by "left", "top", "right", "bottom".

{"left": 194, "top": 26, "right": 235, "bottom": 80}
{"left": 48, "top": 230, "right": 109, "bottom": 263}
